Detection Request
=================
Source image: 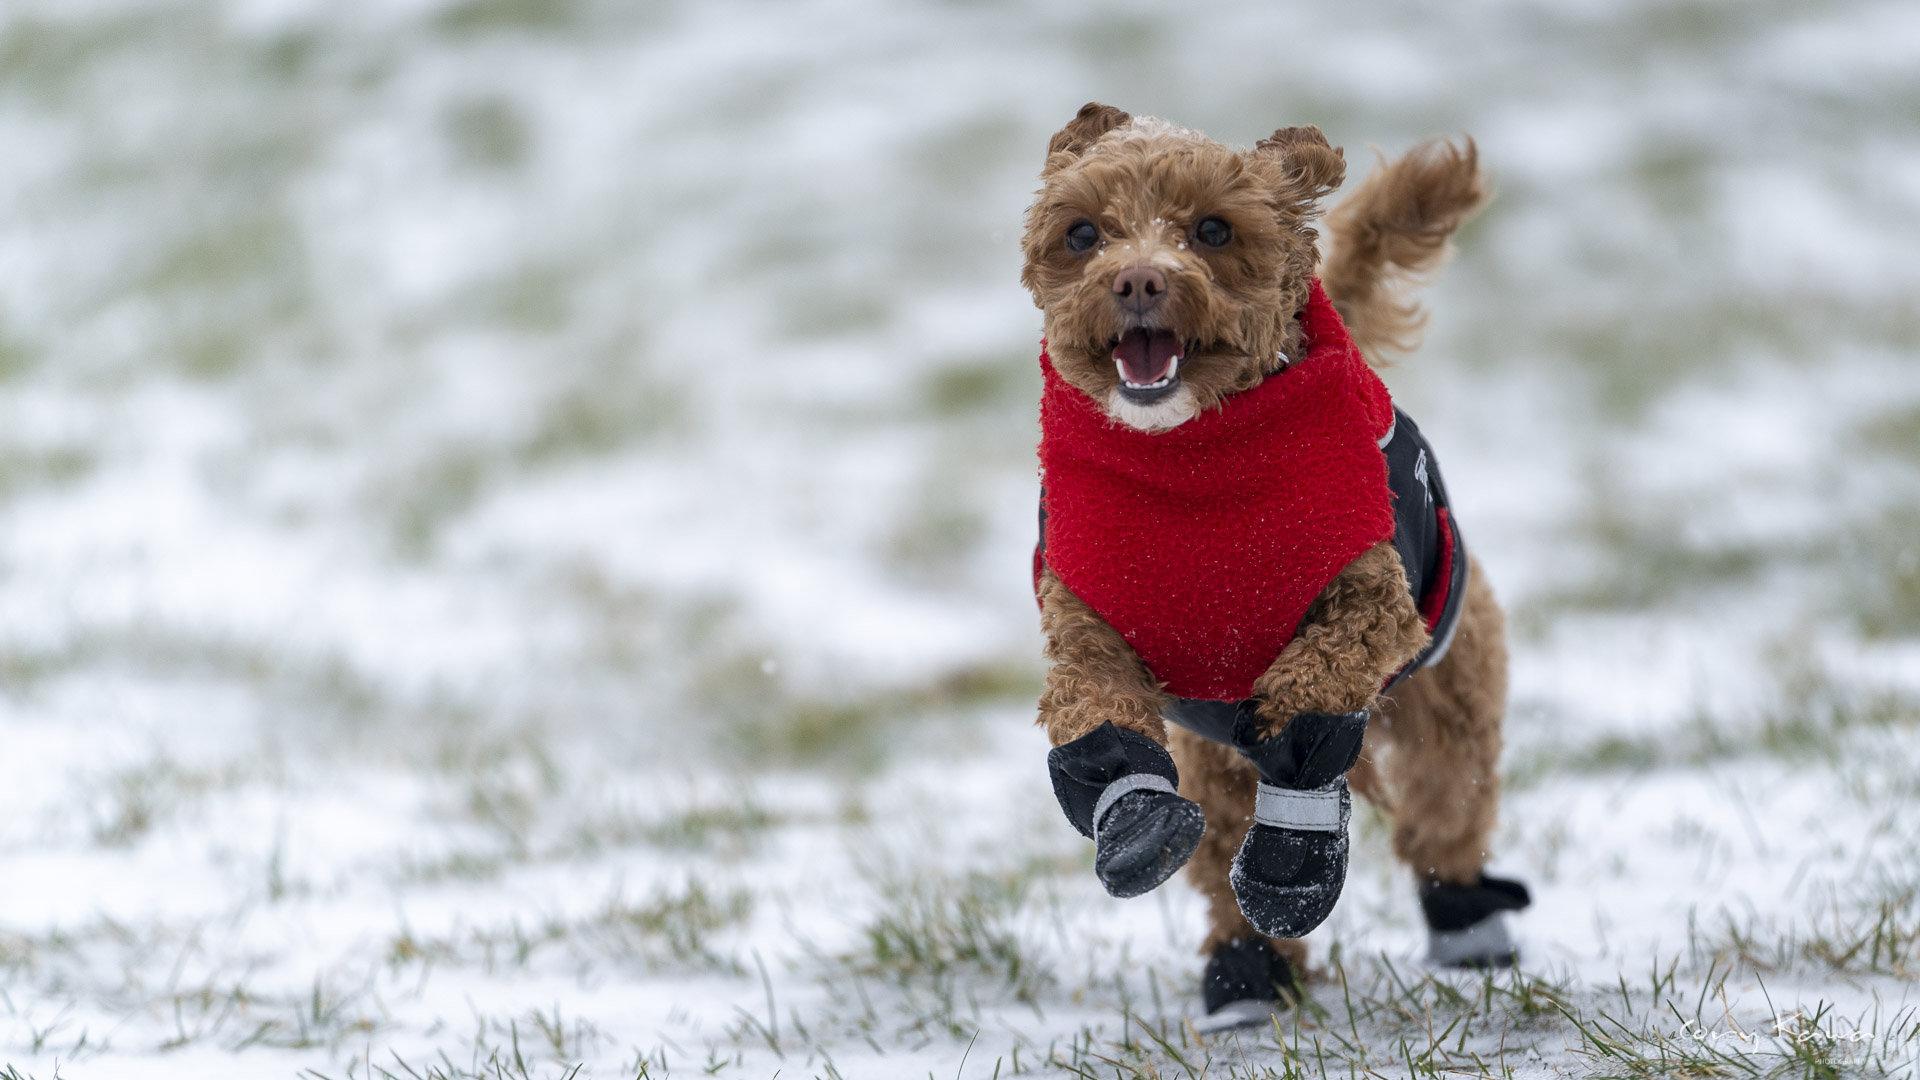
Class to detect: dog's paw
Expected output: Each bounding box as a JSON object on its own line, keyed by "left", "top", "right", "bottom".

{"left": 1094, "top": 786, "right": 1205, "bottom": 898}
{"left": 1422, "top": 874, "right": 1530, "bottom": 968}
{"left": 1046, "top": 721, "right": 1204, "bottom": 898}
{"left": 1225, "top": 706, "right": 1365, "bottom": 937}
{"left": 1228, "top": 782, "right": 1351, "bottom": 937}
{"left": 1195, "top": 936, "right": 1297, "bottom": 1032}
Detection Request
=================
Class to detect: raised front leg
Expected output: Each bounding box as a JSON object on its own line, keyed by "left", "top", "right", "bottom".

{"left": 1037, "top": 568, "right": 1169, "bottom": 745}
{"left": 1247, "top": 541, "right": 1429, "bottom": 731}
{"left": 1038, "top": 569, "right": 1204, "bottom": 898}
{"left": 1228, "top": 542, "right": 1429, "bottom": 938}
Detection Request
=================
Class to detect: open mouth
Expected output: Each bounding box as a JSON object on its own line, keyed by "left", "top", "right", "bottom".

{"left": 1112, "top": 328, "right": 1185, "bottom": 401}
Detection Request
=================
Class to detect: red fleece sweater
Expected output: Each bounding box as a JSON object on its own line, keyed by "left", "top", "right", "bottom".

{"left": 1037, "top": 280, "right": 1396, "bottom": 702}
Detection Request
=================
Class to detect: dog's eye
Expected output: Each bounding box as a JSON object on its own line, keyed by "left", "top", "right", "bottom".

{"left": 1065, "top": 221, "right": 1099, "bottom": 253}
{"left": 1194, "top": 217, "right": 1232, "bottom": 248}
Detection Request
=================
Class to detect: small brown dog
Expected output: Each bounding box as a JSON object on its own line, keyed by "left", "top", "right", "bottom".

{"left": 1023, "top": 103, "right": 1530, "bottom": 1028}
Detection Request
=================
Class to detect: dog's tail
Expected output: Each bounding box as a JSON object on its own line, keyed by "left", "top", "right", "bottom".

{"left": 1320, "top": 137, "right": 1488, "bottom": 364}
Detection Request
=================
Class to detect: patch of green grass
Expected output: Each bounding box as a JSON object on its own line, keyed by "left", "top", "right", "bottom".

{"left": 444, "top": 96, "right": 530, "bottom": 172}
{"left": 1535, "top": 415, "right": 1920, "bottom": 637}
{"left": 0, "top": 626, "right": 386, "bottom": 724}
{"left": 703, "top": 654, "right": 1040, "bottom": 772}
{"left": 1507, "top": 678, "right": 1920, "bottom": 786}
{"left": 143, "top": 212, "right": 301, "bottom": 297}
{"left": 922, "top": 355, "right": 1035, "bottom": 417}
{"left": 1698, "top": 874, "right": 1920, "bottom": 981}
{"left": 560, "top": 791, "right": 783, "bottom": 857}
{"left": 143, "top": 238, "right": 312, "bottom": 380}
{"left": 518, "top": 375, "right": 680, "bottom": 463}
{"left": 911, "top": 114, "right": 1027, "bottom": 196}
{"left": 1841, "top": 506, "right": 1920, "bottom": 638}
{"left": 305, "top": 1019, "right": 648, "bottom": 1080}
{"left": 589, "top": 881, "right": 753, "bottom": 967}
{"left": 0, "top": 12, "right": 178, "bottom": 103}
{"left": 778, "top": 290, "right": 893, "bottom": 341}
{"left": 1539, "top": 295, "right": 1920, "bottom": 420}
{"left": 375, "top": 354, "right": 681, "bottom": 554}
{"left": 758, "top": 697, "right": 894, "bottom": 770}
{"left": 473, "top": 263, "right": 575, "bottom": 333}
{"left": 1855, "top": 403, "right": 1920, "bottom": 459}
{"left": 89, "top": 757, "right": 198, "bottom": 847}
{"left": 858, "top": 944, "right": 1914, "bottom": 1080}
{"left": 6, "top": 920, "right": 388, "bottom": 1057}
{"left": 645, "top": 802, "right": 776, "bottom": 848}
{"left": 854, "top": 870, "right": 1044, "bottom": 996}
{"left": 0, "top": 447, "right": 95, "bottom": 500}
{"left": 251, "top": 28, "right": 321, "bottom": 83}
{"left": 1073, "top": 13, "right": 1168, "bottom": 68}
{"left": 0, "top": 323, "right": 36, "bottom": 381}
{"left": 0, "top": 13, "right": 334, "bottom": 382}
{"left": 394, "top": 849, "right": 509, "bottom": 884}
{"left": 396, "top": 793, "right": 782, "bottom": 884}
{"left": 1632, "top": 140, "right": 1715, "bottom": 221}
{"left": 1839, "top": 403, "right": 1920, "bottom": 638}
{"left": 800, "top": 861, "right": 1062, "bottom": 1049}
{"left": 887, "top": 497, "right": 987, "bottom": 580}
{"left": 385, "top": 879, "right": 752, "bottom": 976}
{"left": 138, "top": 203, "right": 313, "bottom": 379}
{"left": 383, "top": 444, "right": 496, "bottom": 558}
{"left": 445, "top": 738, "right": 563, "bottom": 855}
{"left": 1528, "top": 491, "right": 1770, "bottom": 618}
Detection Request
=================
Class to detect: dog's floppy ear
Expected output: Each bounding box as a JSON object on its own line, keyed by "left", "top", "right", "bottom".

{"left": 1255, "top": 124, "right": 1347, "bottom": 205}
{"left": 1045, "top": 102, "right": 1131, "bottom": 171}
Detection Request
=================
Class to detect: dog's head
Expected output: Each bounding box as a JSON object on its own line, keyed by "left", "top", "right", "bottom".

{"left": 1020, "top": 103, "right": 1346, "bottom": 431}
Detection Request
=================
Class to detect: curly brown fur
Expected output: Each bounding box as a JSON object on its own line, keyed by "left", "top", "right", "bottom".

{"left": 1037, "top": 568, "right": 1170, "bottom": 746}
{"left": 1248, "top": 541, "right": 1429, "bottom": 736}
{"left": 1021, "top": 104, "right": 1345, "bottom": 430}
{"left": 1364, "top": 558, "right": 1508, "bottom": 884}
{"left": 1321, "top": 138, "right": 1488, "bottom": 362}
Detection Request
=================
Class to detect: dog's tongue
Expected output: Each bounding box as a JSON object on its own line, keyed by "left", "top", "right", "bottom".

{"left": 1113, "top": 328, "right": 1182, "bottom": 384}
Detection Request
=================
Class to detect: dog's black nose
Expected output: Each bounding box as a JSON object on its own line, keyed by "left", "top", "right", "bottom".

{"left": 1112, "top": 266, "right": 1166, "bottom": 314}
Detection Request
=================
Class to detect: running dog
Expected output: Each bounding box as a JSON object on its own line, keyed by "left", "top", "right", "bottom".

{"left": 1024, "top": 103, "right": 1530, "bottom": 1029}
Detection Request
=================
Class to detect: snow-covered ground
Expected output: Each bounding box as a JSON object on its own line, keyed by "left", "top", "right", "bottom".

{"left": 4, "top": 0, "right": 1920, "bottom": 1076}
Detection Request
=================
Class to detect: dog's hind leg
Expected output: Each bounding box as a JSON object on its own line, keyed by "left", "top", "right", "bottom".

{"left": 1372, "top": 560, "right": 1530, "bottom": 965}
{"left": 1372, "top": 560, "right": 1505, "bottom": 882}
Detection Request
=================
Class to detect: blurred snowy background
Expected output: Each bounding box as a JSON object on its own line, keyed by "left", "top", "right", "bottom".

{"left": 3, "top": 0, "right": 1920, "bottom": 1076}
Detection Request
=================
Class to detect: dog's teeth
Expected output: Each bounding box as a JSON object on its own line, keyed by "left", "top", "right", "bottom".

{"left": 1167, "top": 356, "right": 1180, "bottom": 380}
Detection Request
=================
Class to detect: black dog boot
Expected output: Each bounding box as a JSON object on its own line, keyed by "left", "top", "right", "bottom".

{"left": 1047, "top": 722, "right": 1206, "bottom": 898}
{"left": 1421, "top": 874, "right": 1531, "bottom": 967}
{"left": 1193, "top": 936, "right": 1297, "bottom": 1033}
{"left": 1226, "top": 705, "right": 1368, "bottom": 938}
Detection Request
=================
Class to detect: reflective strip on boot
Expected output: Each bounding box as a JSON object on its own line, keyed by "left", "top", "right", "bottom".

{"left": 1192, "top": 999, "right": 1283, "bottom": 1034}
{"left": 1092, "top": 772, "right": 1176, "bottom": 841}
{"left": 1427, "top": 911, "right": 1517, "bottom": 967}
{"left": 1252, "top": 780, "right": 1344, "bottom": 832}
